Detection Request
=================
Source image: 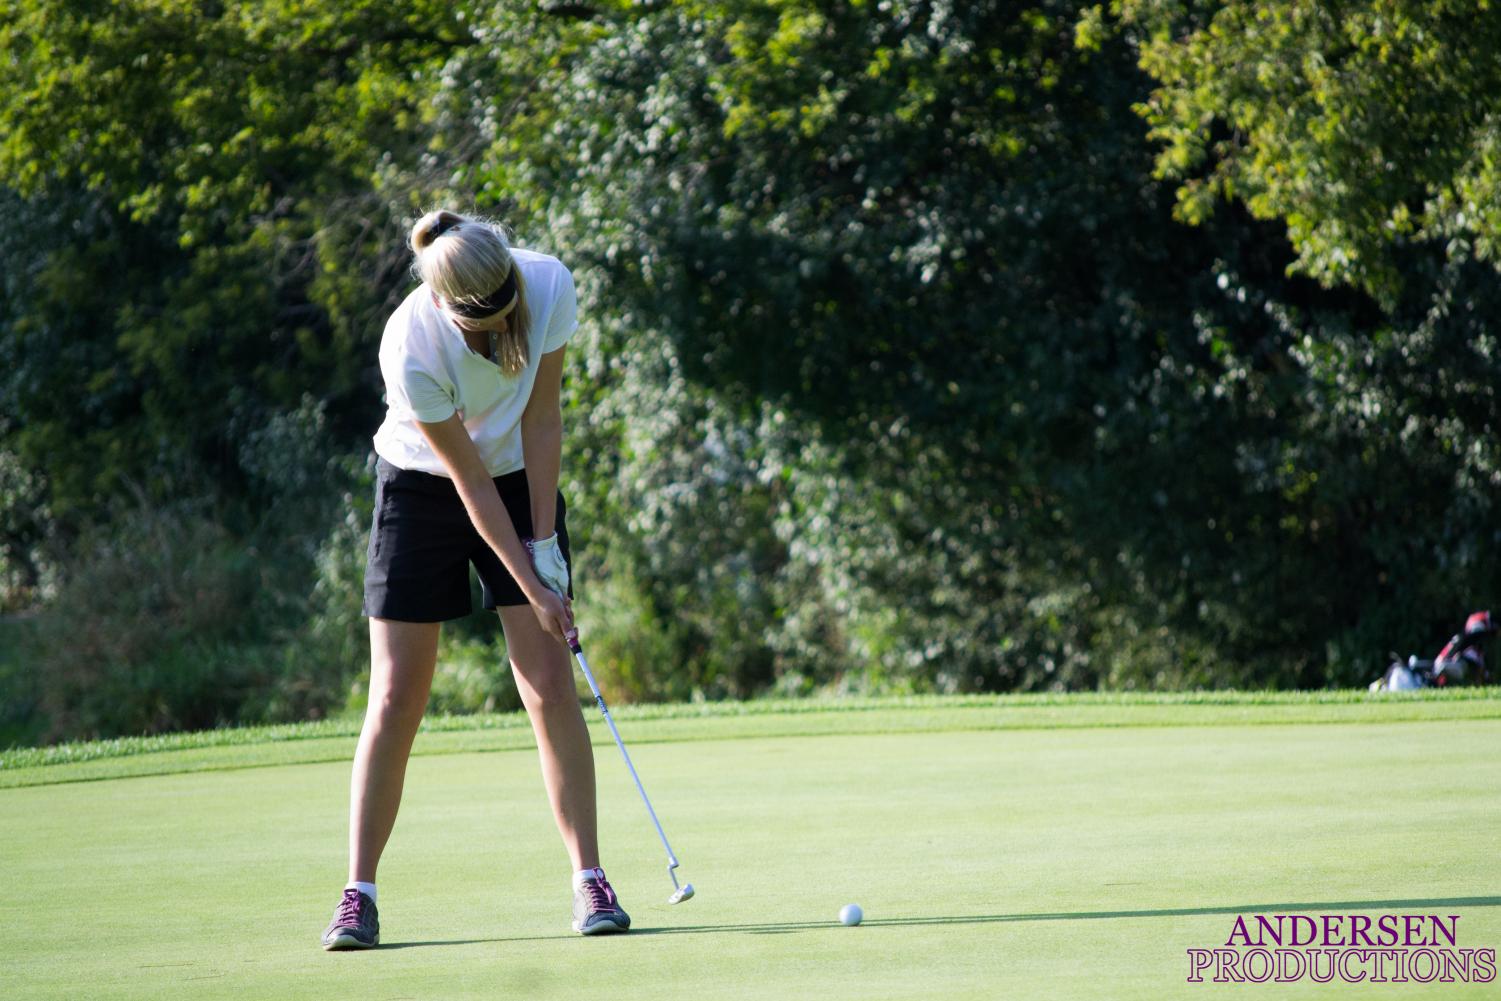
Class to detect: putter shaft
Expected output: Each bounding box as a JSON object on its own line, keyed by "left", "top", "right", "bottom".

{"left": 566, "top": 630, "right": 691, "bottom": 898}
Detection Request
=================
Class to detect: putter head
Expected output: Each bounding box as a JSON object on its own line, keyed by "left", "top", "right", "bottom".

{"left": 668, "top": 883, "right": 695, "bottom": 904}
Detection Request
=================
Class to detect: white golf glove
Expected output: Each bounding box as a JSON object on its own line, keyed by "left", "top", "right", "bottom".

{"left": 527, "top": 534, "right": 570, "bottom": 598}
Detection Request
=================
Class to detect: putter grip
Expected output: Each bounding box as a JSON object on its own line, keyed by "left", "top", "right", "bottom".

{"left": 565, "top": 628, "right": 582, "bottom": 654}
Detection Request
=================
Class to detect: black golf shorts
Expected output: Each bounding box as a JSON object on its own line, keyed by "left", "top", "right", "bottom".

{"left": 362, "top": 456, "right": 573, "bottom": 622}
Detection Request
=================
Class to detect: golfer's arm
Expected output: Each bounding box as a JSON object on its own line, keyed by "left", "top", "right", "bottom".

{"left": 417, "top": 414, "right": 548, "bottom": 603}
{"left": 520, "top": 346, "right": 566, "bottom": 539}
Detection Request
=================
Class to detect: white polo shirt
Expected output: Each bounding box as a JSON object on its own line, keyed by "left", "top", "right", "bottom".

{"left": 372, "top": 248, "right": 578, "bottom": 477}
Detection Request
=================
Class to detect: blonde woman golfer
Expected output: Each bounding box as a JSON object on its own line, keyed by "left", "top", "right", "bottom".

{"left": 321, "top": 210, "right": 629, "bottom": 949}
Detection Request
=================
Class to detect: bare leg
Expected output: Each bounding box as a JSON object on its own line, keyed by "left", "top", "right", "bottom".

{"left": 499, "top": 605, "right": 600, "bottom": 872}
{"left": 347, "top": 618, "right": 441, "bottom": 883}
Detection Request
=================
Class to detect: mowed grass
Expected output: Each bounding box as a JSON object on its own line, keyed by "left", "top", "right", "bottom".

{"left": 3, "top": 694, "right": 1500, "bottom": 1000}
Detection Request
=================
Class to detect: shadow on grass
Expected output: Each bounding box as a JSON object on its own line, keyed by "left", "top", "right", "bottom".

{"left": 463, "top": 896, "right": 1501, "bottom": 942}
{"left": 374, "top": 939, "right": 500, "bottom": 950}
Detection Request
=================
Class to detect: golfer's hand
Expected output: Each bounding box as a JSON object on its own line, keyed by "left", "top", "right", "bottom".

{"left": 527, "top": 534, "right": 571, "bottom": 599}
{"left": 529, "top": 585, "right": 574, "bottom": 642}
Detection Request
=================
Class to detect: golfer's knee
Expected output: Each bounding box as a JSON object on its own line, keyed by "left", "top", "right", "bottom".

{"left": 376, "top": 690, "right": 427, "bottom": 727}
{"left": 515, "top": 662, "right": 577, "bottom": 712}
{"left": 367, "top": 676, "right": 428, "bottom": 728}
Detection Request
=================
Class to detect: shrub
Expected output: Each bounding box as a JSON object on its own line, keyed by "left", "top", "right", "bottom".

{"left": 0, "top": 615, "right": 42, "bottom": 747}
{"left": 28, "top": 503, "right": 262, "bottom": 740}
{"left": 280, "top": 475, "right": 377, "bottom": 719}
{"left": 425, "top": 635, "right": 523, "bottom": 716}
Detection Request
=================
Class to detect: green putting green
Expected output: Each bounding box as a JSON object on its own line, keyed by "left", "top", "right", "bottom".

{"left": 4, "top": 695, "right": 1500, "bottom": 999}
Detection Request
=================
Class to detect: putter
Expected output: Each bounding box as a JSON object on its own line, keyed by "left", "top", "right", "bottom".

{"left": 566, "top": 627, "right": 695, "bottom": 904}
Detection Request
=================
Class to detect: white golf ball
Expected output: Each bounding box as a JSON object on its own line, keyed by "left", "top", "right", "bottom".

{"left": 840, "top": 903, "right": 863, "bottom": 926}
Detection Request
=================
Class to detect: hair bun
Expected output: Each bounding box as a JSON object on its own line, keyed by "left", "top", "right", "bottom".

{"left": 410, "top": 210, "right": 464, "bottom": 252}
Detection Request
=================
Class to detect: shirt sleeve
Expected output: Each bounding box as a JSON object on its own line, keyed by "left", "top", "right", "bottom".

{"left": 541, "top": 266, "right": 579, "bottom": 354}
{"left": 382, "top": 347, "right": 457, "bottom": 423}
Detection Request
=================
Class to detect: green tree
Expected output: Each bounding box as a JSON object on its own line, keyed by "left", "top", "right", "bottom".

{"left": 1110, "top": 0, "right": 1501, "bottom": 307}
{"left": 462, "top": 1, "right": 1293, "bottom": 691}
{"left": 7, "top": 0, "right": 1499, "bottom": 734}
{"left": 476, "top": 0, "right": 1501, "bottom": 691}
{"left": 0, "top": 0, "right": 473, "bottom": 525}
{"left": 0, "top": 0, "right": 492, "bottom": 736}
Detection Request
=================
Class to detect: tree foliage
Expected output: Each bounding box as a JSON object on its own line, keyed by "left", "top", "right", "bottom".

{"left": 0, "top": 0, "right": 471, "bottom": 529}
{"left": 1110, "top": 0, "right": 1501, "bottom": 306}
{"left": 3, "top": 0, "right": 1499, "bottom": 740}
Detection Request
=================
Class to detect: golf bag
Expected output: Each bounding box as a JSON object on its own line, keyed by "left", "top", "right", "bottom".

{"left": 1369, "top": 611, "right": 1495, "bottom": 692}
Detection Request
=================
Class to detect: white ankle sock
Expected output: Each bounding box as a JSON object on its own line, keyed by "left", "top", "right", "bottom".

{"left": 573, "top": 867, "right": 605, "bottom": 888}
{"left": 345, "top": 880, "right": 377, "bottom": 903}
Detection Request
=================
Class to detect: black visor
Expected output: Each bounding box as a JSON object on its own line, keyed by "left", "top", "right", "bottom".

{"left": 447, "top": 269, "right": 518, "bottom": 320}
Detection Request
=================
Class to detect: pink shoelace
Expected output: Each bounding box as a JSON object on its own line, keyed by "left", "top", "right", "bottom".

{"left": 335, "top": 888, "right": 366, "bottom": 926}
{"left": 581, "top": 878, "right": 618, "bottom": 911}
